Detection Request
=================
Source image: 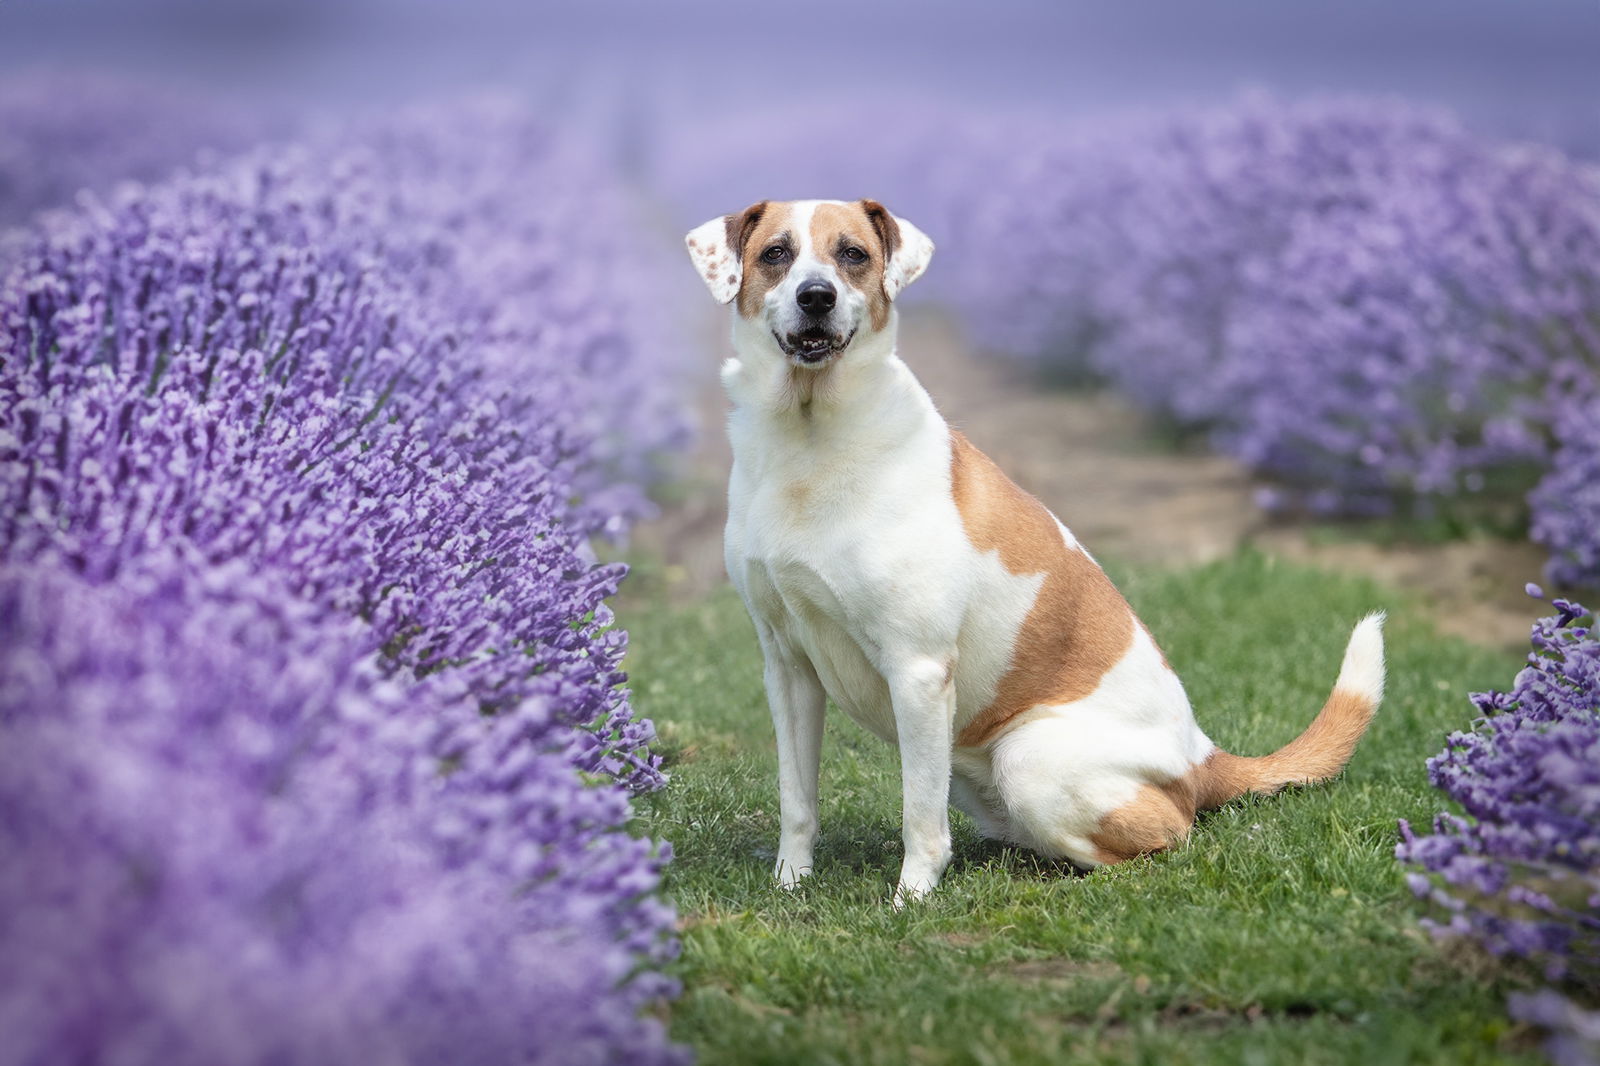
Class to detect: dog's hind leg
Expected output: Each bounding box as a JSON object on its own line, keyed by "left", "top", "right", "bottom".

{"left": 756, "top": 627, "right": 827, "bottom": 887}
{"left": 949, "top": 773, "right": 1013, "bottom": 842}
{"left": 1082, "top": 783, "right": 1194, "bottom": 865}
{"left": 990, "top": 715, "right": 1198, "bottom": 869}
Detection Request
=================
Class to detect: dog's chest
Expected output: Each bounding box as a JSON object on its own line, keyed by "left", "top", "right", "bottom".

{"left": 726, "top": 433, "right": 948, "bottom": 732}
{"left": 742, "top": 549, "right": 901, "bottom": 739}
{"left": 726, "top": 427, "right": 1040, "bottom": 745}
{"left": 730, "top": 468, "right": 921, "bottom": 740}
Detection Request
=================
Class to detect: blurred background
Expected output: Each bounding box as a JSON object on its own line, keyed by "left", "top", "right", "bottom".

{"left": 8, "top": 0, "right": 1600, "bottom": 181}
{"left": 7, "top": 0, "right": 1600, "bottom": 638}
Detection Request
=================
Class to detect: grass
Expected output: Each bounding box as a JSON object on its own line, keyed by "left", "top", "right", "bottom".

{"left": 621, "top": 550, "right": 1543, "bottom": 1065}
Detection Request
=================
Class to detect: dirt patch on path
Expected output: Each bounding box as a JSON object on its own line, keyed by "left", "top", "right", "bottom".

{"left": 631, "top": 308, "right": 1543, "bottom": 650}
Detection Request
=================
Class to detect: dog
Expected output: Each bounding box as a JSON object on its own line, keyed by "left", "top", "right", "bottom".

{"left": 685, "top": 199, "right": 1385, "bottom": 903}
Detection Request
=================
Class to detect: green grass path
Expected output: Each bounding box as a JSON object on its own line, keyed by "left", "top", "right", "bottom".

{"left": 622, "top": 552, "right": 1540, "bottom": 1065}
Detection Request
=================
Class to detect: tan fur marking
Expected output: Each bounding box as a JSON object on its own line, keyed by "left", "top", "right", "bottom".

{"left": 949, "top": 431, "right": 1136, "bottom": 747}
{"left": 1091, "top": 678, "right": 1379, "bottom": 864}
{"left": 735, "top": 202, "right": 791, "bottom": 319}
{"left": 1191, "top": 687, "right": 1378, "bottom": 808}
{"left": 1090, "top": 783, "right": 1195, "bottom": 865}
{"left": 1094, "top": 665, "right": 1382, "bottom": 864}
{"left": 784, "top": 478, "right": 811, "bottom": 512}
{"left": 810, "top": 201, "right": 893, "bottom": 331}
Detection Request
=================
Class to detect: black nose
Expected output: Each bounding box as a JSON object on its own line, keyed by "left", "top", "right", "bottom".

{"left": 795, "top": 279, "right": 836, "bottom": 315}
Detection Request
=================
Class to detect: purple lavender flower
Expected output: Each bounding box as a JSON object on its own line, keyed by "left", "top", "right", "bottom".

{"left": 0, "top": 562, "right": 682, "bottom": 1065}
{"left": 941, "top": 96, "right": 1600, "bottom": 528}
{"left": 1, "top": 99, "right": 688, "bottom": 1063}
{"left": 1398, "top": 591, "right": 1600, "bottom": 1065}
{"left": 1511, "top": 991, "right": 1600, "bottom": 1066}
{"left": 1532, "top": 399, "right": 1600, "bottom": 589}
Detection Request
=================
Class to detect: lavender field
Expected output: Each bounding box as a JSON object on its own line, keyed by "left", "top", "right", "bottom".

{"left": 2, "top": 90, "right": 689, "bottom": 1064}
{"left": 3, "top": 1, "right": 1600, "bottom": 1061}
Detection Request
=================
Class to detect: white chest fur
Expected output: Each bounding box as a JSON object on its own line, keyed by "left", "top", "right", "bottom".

{"left": 722, "top": 350, "right": 1036, "bottom": 747}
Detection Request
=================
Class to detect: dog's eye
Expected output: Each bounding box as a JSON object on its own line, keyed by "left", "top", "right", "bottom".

{"left": 841, "top": 246, "right": 868, "bottom": 264}
{"left": 762, "top": 245, "right": 787, "bottom": 263}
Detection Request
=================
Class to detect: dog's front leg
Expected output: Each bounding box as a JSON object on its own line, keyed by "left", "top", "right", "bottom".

{"left": 889, "top": 657, "right": 956, "bottom": 906}
{"left": 758, "top": 632, "right": 826, "bottom": 888}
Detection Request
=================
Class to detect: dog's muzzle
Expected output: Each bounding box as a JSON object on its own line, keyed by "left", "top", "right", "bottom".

{"left": 778, "top": 279, "right": 853, "bottom": 365}
{"left": 776, "top": 325, "right": 855, "bottom": 365}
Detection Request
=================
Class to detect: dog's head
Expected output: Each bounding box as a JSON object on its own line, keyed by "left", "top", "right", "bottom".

{"left": 685, "top": 199, "right": 934, "bottom": 369}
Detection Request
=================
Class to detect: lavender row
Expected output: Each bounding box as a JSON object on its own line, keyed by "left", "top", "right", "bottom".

{"left": 942, "top": 96, "right": 1600, "bottom": 578}
{"left": 1397, "top": 592, "right": 1599, "bottom": 1065}
{"left": 0, "top": 560, "right": 680, "bottom": 1065}
{"left": 1, "top": 102, "right": 688, "bottom": 1063}
{"left": 1532, "top": 400, "right": 1600, "bottom": 589}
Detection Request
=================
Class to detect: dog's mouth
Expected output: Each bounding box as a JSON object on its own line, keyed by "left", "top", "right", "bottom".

{"left": 775, "top": 326, "right": 855, "bottom": 366}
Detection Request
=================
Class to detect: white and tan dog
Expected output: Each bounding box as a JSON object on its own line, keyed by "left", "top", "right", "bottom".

{"left": 685, "top": 199, "right": 1385, "bottom": 903}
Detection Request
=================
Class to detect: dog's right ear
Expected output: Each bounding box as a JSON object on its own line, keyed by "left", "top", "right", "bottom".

{"left": 685, "top": 201, "right": 767, "bottom": 304}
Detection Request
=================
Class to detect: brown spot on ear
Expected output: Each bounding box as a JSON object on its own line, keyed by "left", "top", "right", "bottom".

{"left": 859, "top": 199, "right": 903, "bottom": 326}
{"left": 949, "top": 431, "right": 1136, "bottom": 747}
{"left": 724, "top": 201, "right": 766, "bottom": 258}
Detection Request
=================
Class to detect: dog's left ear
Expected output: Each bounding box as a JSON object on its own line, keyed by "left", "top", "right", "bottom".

{"left": 685, "top": 201, "right": 767, "bottom": 304}
{"left": 860, "top": 199, "right": 935, "bottom": 300}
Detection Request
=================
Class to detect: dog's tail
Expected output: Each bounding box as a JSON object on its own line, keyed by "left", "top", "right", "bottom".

{"left": 1191, "top": 612, "right": 1386, "bottom": 811}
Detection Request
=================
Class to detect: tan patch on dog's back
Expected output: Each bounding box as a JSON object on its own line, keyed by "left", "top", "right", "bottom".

{"left": 810, "top": 201, "right": 894, "bottom": 330}
{"left": 950, "top": 431, "right": 1136, "bottom": 747}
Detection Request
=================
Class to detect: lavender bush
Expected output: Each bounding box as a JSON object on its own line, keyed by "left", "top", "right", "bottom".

{"left": 0, "top": 101, "right": 688, "bottom": 1063}
{"left": 1512, "top": 991, "right": 1600, "bottom": 1066}
{"left": 947, "top": 96, "right": 1600, "bottom": 523}
{"left": 0, "top": 562, "right": 679, "bottom": 1065}
{"left": 1532, "top": 400, "right": 1600, "bottom": 589}
{"left": 1398, "top": 591, "right": 1599, "bottom": 1065}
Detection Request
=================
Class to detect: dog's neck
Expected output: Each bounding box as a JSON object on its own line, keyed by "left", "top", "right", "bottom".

{"left": 721, "top": 315, "right": 942, "bottom": 474}
{"left": 723, "top": 317, "right": 913, "bottom": 420}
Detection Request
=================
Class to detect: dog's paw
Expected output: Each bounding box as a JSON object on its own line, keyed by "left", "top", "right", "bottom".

{"left": 892, "top": 850, "right": 949, "bottom": 908}
{"left": 773, "top": 859, "right": 812, "bottom": 889}
{"left": 890, "top": 879, "right": 934, "bottom": 910}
